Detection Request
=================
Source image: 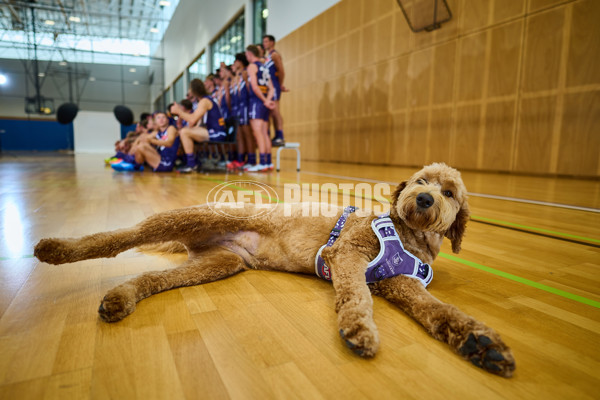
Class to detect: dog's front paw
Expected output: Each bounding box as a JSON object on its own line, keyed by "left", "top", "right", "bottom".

{"left": 98, "top": 286, "right": 137, "bottom": 322}
{"left": 34, "top": 238, "right": 75, "bottom": 265}
{"left": 458, "top": 331, "right": 516, "bottom": 378}
{"left": 338, "top": 317, "right": 380, "bottom": 357}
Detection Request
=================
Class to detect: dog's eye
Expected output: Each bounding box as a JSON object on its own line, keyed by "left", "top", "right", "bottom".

{"left": 443, "top": 190, "right": 453, "bottom": 198}
{"left": 417, "top": 178, "right": 428, "bottom": 184}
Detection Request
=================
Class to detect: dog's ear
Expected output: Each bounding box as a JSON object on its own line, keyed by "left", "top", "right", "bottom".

{"left": 391, "top": 181, "right": 407, "bottom": 206}
{"left": 445, "top": 201, "right": 470, "bottom": 253}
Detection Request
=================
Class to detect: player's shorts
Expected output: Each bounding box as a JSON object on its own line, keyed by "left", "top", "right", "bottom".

{"left": 154, "top": 157, "right": 176, "bottom": 172}
{"left": 208, "top": 129, "right": 226, "bottom": 141}
{"left": 249, "top": 99, "right": 269, "bottom": 122}
{"left": 237, "top": 104, "right": 249, "bottom": 126}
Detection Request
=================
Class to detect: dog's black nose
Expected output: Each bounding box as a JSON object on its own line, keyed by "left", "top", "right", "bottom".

{"left": 416, "top": 193, "right": 434, "bottom": 209}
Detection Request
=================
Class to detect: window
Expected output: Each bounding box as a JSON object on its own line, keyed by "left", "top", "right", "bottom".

{"left": 173, "top": 74, "right": 184, "bottom": 103}
{"left": 188, "top": 52, "right": 207, "bottom": 82}
{"left": 211, "top": 12, "right": 245, "bottom": 73}
{"left": 253, "top": 0, "right": 268, "bottom": 44}
{"left": 153, "top": 95, "right": 163, "bottom": 113}
{"left": 162, "top": 87, "right": 171, "bottom": 109}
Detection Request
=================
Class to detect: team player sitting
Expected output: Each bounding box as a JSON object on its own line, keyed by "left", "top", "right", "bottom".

{"left": 112, "top": 111, "right": 180, "bottom": 172}
{"left": 172, "top": 78, "right": 227, "bottom": 173}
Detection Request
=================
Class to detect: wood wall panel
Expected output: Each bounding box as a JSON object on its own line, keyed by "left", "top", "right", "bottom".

{"left": 457, "top": 32, "right": 487, "bottom": 101}
{"left": 566, "top": 0, "right": 600, "bottom": 86}
{"left": 279, "top": 0, "right": 600, "bottom": 177}
{"left": 481, "top": 101, "right": 515, "bottom": 171}
{"left": 488, "top": 21, "right": 522, "bottom": 98}
{"left": 557, "top": 91, "right": 600, "bottom": 176}
{"left": 515, "top": 97, "right": 555, "bottom": 174}
{"left": 522, "top": 8, "right": 564, "bottom": 93}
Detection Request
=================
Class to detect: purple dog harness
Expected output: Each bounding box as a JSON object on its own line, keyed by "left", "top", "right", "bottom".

{"left": 314, "top": 207, "right": 433, "bottom": 287}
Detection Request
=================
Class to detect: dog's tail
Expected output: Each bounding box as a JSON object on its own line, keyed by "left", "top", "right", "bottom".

{"left": 137, "top": 241, "right": 187, "bottom": 255}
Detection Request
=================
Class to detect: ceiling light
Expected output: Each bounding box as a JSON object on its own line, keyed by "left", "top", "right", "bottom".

{"left": 0, "top": 74, "right": 7, "bottom": 85}
{"left": 45, "top": 20, "right": 55, "bottom": 25}
{"left": 69, "top": 16, "right": 81, "bottom": 22}
{"left": 38, "top": 73, "right": 45, "bottom": 77}
{"left": 150, "top": 27, "right": 159, "bottom": 33}
{"left": 133, "top": 81, "right": 139, "bottom": 85}
{"left": 59, "top": 61, "right": 67, "bottom": 66}
{"left": 159, "top": 1, "right": 171, "bottom": 6}
{"left": 129, "top": 68, "right": 136, "bottom": 72}
{"left": 89, "top": 77, "right": 96, "bottom": 81}
{"left": 262, "top": 9, "right": 269, "bottom": 19}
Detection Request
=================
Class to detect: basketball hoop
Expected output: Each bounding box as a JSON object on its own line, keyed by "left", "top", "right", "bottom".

{"left": 396, "top": 0, "right": 452, "bottom": 33}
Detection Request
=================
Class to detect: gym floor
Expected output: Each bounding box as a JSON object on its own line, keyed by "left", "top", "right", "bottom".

{"left": 0, "top": 153, "right": 598, "bottom": 399}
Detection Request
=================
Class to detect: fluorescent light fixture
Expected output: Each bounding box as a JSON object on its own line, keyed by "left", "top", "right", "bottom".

{"left": 59, "top": 61, "right": 67, "bottom": 66}
{"left": 89, "top": 77, "right": 96, "bottom": 81}
{"left": 150, "top": 27, "right": 159, "bottom": 33}
{"left": 129, "top": 67, "right": 136, "bottom": 72}
{"left": 159, "top": 1, "right": 171, "bottom": 6}
{"left": 69, "top": 16, "right": 81, "bottom": 22}
{"left": 45, "top": 20, "right": 55, "bottom": 25}
{"left": 0, "top": 74, "right": 7, "bottom": 85}
{"left": 133, "top": 81, "right": 139, "bottom": 85}
{"left": 262, "top": 9, "right": 269, "bottom": 19}
{"left": 38, "top": 73, "right": 45, "bottom": 77}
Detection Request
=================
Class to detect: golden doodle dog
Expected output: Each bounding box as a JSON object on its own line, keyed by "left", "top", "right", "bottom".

{"left": 34, "top": 163, "right": 515, "bottom": 377}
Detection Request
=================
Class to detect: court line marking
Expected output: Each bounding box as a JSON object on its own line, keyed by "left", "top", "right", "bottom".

{"left": 470, "top": 215, "right": 600, "bottom": 245}
{"left": 439, "top": 252, "right": 600, "bottom": 309}
{"left": 298, "top": 170, "right": 600, "bottom": 213}
{"left": 274, "top": 175, "right": 599, "bottom": 244}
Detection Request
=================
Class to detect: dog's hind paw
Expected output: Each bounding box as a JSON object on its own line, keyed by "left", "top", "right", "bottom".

{"left": 339, "top": 324, "right": 380, "bottom": 358}
{"left": 459, "top": 332, "right": 516, "bottom": 378}
{"left": 98, "top": 287, "right": 137, "bottom": 322}
{"left": 34, "top": 238, "right": 76, "bottom": 265}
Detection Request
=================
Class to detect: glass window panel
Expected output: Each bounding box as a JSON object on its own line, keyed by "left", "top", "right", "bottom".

{"left": 173, "top": 75, "right": 184, "bottom": 102}
{"left": 211, "top": 13, "right": 245, "bottom": 72}
{"left": 254, "top": 0, "right": 267, "bottom": 44}
{"left": 188, "top": 52, "right": 207, "bottom": 81}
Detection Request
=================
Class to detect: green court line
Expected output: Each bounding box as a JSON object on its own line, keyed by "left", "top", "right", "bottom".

{"left": 439, "top": 252, "right": 600, "bottom": 309}
{"left": 470, "top": 215, "right": 600, "bottom": 244}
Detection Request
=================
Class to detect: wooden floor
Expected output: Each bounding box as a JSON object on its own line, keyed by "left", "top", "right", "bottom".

{"left": 0, "top": 153, "right": 599, "bottom": 400}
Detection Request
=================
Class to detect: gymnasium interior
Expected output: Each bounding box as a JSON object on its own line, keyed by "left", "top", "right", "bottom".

{"left": 0, "top": 0, "right": 598, "bottom": 398}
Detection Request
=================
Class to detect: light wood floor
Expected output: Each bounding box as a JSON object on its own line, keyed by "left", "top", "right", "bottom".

{"left": 0, "top": 153, "right": 598, "bottom": 399}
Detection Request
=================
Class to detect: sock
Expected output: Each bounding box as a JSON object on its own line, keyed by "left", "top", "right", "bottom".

{"left": 228, "top": 151, "right": 236, "bottom": 161}
{"left": 266, "top": 153, "right": 272, "bottom": 164}
{"left": 122, "top": 154, "right": 135, "bottom": 164}
{"left": 275, "top": 130, "right": 284, "bottom": 139}
{"left": 237, "top": 153, "right": 245, "bottom": 163}
{"left": 115, "top": 151, "right": 128, "bottom": 159}
{"left": 259, "top": 153, "right": 267, "bottom": 165}
{"left": 186, "top": 153, "right": 197, "bottom": 167}
{"left": 248, "top": 153, "right": 256, "bottom": 165}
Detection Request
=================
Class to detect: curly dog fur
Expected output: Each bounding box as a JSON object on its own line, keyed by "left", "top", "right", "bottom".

{"left": 34, "top": 163, "right": 515, "bottom": 377}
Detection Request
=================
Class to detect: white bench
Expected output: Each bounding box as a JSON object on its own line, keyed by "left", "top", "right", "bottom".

{"left": 275, "top": 142, "right": 301, "bottom": 172}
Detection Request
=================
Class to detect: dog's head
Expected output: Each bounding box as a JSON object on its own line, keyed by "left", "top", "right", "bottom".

{"left": 390, "top": 163, "right": 470, "bottom": 253}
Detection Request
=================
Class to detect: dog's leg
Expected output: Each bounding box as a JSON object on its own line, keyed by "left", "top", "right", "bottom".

{"left": 34, "top": 207, "right": 250, "bottom": 265}
{"left": 370, "top": 275, "right": 516, "bottom": 377}
{"left": 98, "top": 247, "right": 245, "bottom": 322}
{"left": 325, "top": 253, "right": 380, "bottom": 357}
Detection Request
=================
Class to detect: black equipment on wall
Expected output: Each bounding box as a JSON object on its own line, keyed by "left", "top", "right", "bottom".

{"left": 56, "top": 103, "right": 79, "bottom": 124}
{"left": 396, "top": 0, "right": 452, "bottom": 32}
{"left": 113, "top": 105, "right": 134, "bottom": 126}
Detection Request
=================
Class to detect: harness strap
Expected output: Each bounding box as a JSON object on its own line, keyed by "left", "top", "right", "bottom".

{"left": 314, "top": 211, "right": 433, "bottom": 287}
